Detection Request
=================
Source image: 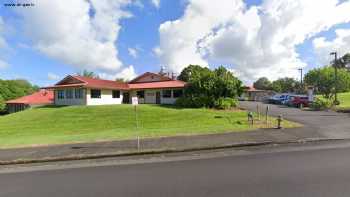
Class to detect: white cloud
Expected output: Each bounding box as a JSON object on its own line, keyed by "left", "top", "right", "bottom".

{"left": 128, "top": 47, "right": 139, "bottom": 58}
{"left": 14, "top": 0, "right": 135, "bottom": 77}
{"left": 0, "top": 16, "right": 10, "bottom": 69}
{"left": 99, "top": 65, "right": 137, "bottom": 81}
{"left": 47, "top": 72, "right": 60, "bottom": 80}
{"left": 151, "top": 0, "right": 160, "bottom": 8}
{"left": 0, "top": 59, "right": 9, "bottom": 69}
{"left": 157, "top": 0, "right": 350, "bottom": 83}
{"left": 313, "top": 28, "right": 350, "bottom": 65}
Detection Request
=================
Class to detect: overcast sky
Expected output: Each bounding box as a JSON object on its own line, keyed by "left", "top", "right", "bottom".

{"left": 1, "top": 0, "right": 350, "bottom": 86}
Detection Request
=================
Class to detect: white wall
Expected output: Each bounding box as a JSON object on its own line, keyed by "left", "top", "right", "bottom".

{"left": 54, "top": 88, "right": 86, "bottom": 105}
{"left": 86, "top": 88, "right": 123, "bottom": 105}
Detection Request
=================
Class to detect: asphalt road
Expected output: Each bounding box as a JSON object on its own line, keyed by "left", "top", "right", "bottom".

{"left": 2, "top": 142, "right": 350, "bottom": 197}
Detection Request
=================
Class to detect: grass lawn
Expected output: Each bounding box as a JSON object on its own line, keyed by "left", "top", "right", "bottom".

{"left": 337, "top": 92, "right": 350, "bottom": 110}
{"left": 0, "top": 104, "right": 299, "bottom": 148}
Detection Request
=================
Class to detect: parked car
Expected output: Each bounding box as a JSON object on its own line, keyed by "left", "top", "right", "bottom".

{"left": 269, "top": 94, "right": 289, "bottom": 104}
{"left": 281, "top": 94, "right": 295, "bottom": 105}
{"left": 291, "top": 96, "right": 309, "bottom": 107}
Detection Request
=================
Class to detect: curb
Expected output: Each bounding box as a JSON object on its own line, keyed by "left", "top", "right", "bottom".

{"left": 0, "top": 138, "right": 345, "bottom": 166}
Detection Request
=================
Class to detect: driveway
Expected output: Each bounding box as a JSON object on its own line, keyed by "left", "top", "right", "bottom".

{"left": 240, "top": 101, "right": 350, "bottom": 139}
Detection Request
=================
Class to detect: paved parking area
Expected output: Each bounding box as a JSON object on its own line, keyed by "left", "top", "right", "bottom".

{"left": 240, "top": 101, "right": 350, "bottom": 139}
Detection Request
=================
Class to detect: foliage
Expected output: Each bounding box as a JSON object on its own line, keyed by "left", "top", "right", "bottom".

{"left": 304, "top": 66, "right": 350, "bottom": 99}
{"left": 77, "top": 70, "right": 99, "bottom": 78}
{"left": 214, "top": 97, "right": 238, "bottom": 109}
{"left": 0, "top": 79, "right": 39, "bottom": 111}
{"left": 177, "top": 65, "right": 243, "bottom": 109}
{"left": 253, "top": 77, "right": 272, "bottom": 90}
{"left": 115, "top": 78, "right": 127, "bottom": 83}
{"left": 310, "top": 97, "right": 333, "bottom": 111}
{"left": 271, "top": 77, "right": 300, "bottom": 93}
{"left": 0, "top": 95, "right": 5, "bottom": 111}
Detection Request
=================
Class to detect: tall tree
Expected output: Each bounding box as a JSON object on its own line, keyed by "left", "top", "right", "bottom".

{"left": 304, "top": 66, "right": 350, "bottom": 98}
{"left": 178, "top": 65, "right": 242, "bottom": 108}
{"left": 253, "top": 77, "right": 272, "bottom": 90}
{"left": 77, "top": 70, "right": 99, "bottom": 78}
{"left": 271, "top": 77, "right": 300, "bottom": 93}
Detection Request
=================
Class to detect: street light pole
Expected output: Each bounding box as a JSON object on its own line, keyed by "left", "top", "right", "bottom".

{"left": 330, "top": 52, "right": 339, "bottom": 105}
{"left": 298, "top": 68, "right": 303, "bottom": 93}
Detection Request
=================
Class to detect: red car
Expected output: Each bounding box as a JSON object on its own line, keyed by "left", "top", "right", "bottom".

{"left": 291, "top": 96, "right": 309, "bottom": 107}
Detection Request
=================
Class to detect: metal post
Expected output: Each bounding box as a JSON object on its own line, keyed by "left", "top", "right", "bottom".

{"left": 265, "top": 105, "right": 269, "bottom": 125}
{"left": 298, "top": 68, "right": 303, "bottom": 93}
{"left": 248, "top": 112, "right": 254, "bottom": 126}
{"left": 256, "top": 105, "right": 260, "bottom": 121}
{"left": 330, "top": 52, "right": 339, "bottom": 105}
{"left": 277, "top": 115, "right": 283, "bottom": 129}
{"left": 135, "top": 105, "right": 140, "bottom": 150}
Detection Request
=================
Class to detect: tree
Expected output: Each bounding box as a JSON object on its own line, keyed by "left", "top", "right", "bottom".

{"left": 271, "top": 77, "right": 300, "bottom": 93}
{"left": 115, "top": 78, "right": 127, "bottom": 83}
{"left": 253, "top": 77, "right": 272, "bottom": 90}
{"left": 304, "top": 66, "right": 350, "bottom": 98}
{"left": 177, "top": 65, "right": 243, "bottom": 108}
{"left": 0, "top": 95, "right": 5, "bottom": 111}
{"left": 177, "top": 65, "right": 211, "bottom": 82}
{"left": 0, "top": 79, "right": 38, "bottom": 111}
{"left": 77, "top": 70, "right": 99, "bottom": 78}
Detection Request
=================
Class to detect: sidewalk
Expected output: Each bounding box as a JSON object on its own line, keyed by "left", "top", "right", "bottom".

{"left": 0, "top": 126, "right": 327, "bottom": 165}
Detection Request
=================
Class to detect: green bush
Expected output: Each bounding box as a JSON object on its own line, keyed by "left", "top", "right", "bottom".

{"left": 311, "top": 97, "right": 332, "bottom": 110}
{"left": 214, "top": 97, "right": 238, "bottom": 110}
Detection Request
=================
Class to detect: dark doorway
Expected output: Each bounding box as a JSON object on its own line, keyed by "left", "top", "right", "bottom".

{"left": 156, "top": 91, "right": 161, "bottom": 104}
{"left": 123, "top": 92, "right": 130, "bottom": 104}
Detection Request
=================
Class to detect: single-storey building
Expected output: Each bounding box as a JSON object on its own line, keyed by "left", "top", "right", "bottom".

{"left": 45, "top": 72, "right": 186, "bottom": 106}
{"left": 242, "top": 86, "right": 274, "bottom": 101}
{"left": 5, "top": 90, "right": 54, "bottom": 113}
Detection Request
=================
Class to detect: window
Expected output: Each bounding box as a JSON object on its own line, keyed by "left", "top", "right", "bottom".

{"left": 75, "top": 88, "right": 83, "bottom": 99}
{"left": 57, "top": 90, "right": 65, "bottom": 99}
{"left": 162, "top": 89, "right": 172, "bottom": 98}
{"left": 112, "top": 90, "right": 120, "bottom": 98}
{"left": 66, "top": 89, "right": 73, "bottom": 99}
{"left": 173, "top": 89, "right": 183, "bottom": 98}
{"left": 136, "top": 91, "right": 144, "bottom": 98}
{"left": 91, "top": 89, "right": 101, "bottom": 98}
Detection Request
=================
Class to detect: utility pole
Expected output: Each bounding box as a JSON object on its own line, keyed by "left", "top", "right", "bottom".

{"left": 330, "top": 52, "right": 339, "bottom": 105}
{"left": 298, "top": 68, "right": 303, "bottom": 93}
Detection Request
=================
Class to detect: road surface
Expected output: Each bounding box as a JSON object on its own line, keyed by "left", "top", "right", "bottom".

{"left": 1, "top": 141, "right": 350, "bottom": 197}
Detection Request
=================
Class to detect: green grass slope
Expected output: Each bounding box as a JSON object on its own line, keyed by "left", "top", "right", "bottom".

{"left": 337, "top": 92, "right": 350, "bottom": 109}
{"left": 0, "top": 104, "right": 297, "bottom": 148}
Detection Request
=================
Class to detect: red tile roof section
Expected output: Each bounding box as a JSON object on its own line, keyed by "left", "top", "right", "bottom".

{"left": 44, "top": 73, "right": 185, "bottom": 90}
{"left": 128, "top": 80, "right": 186, "bottom": 89}
{"left": 73, "top": 75, "right": 129, "bottom": 90}
{"left": 129, "top": 72, "right": 172, "bottom": 83}
{"left": 6, "top": 90, "right": 54, "bottom": 105}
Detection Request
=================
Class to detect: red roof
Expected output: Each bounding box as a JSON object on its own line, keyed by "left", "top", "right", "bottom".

{"left": 45, "top": 75, "right": 129, "bottom": 90}
{"left": 129, "top": 80, "right": 186, "bottom": 89}
{"left": 44, "top": 73, "right": 185, "bottom": 91}
{"left": 129, "top": 72, "right": 172, "bottom": 83}
{"left": 73, "top": 75, "right": 129, "bottom": 90}
{"left": 6, "top": 90, "right": 54, "bottom": 105}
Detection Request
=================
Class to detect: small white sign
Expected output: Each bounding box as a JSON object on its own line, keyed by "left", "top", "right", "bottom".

{"left": 132, "top": 96, "right": 138, "bottom": 106}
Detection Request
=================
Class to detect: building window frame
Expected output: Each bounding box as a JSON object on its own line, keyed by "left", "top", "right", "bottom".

{"left": 112, "top": 90, "right": 120, "bottom": 98}
{"left": 136, "top": 90, "right": 145, "bottom": 98}
{"left": 57, "top": 90, "right": 65, "bottom": 99}
{"left": 91, "top": 89, "right": 101, "bottom": 99}
{"left": 173, "top": 89, "right": 183, "bottom": 98}
{"left": 162, "top": 89, "right": 172, "bottom": 98}
{"left": 66, "top": 89, "right": 73, "bottom": 99}
{"left": 75, "top": 88, "right": 83, "bottom": 99}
